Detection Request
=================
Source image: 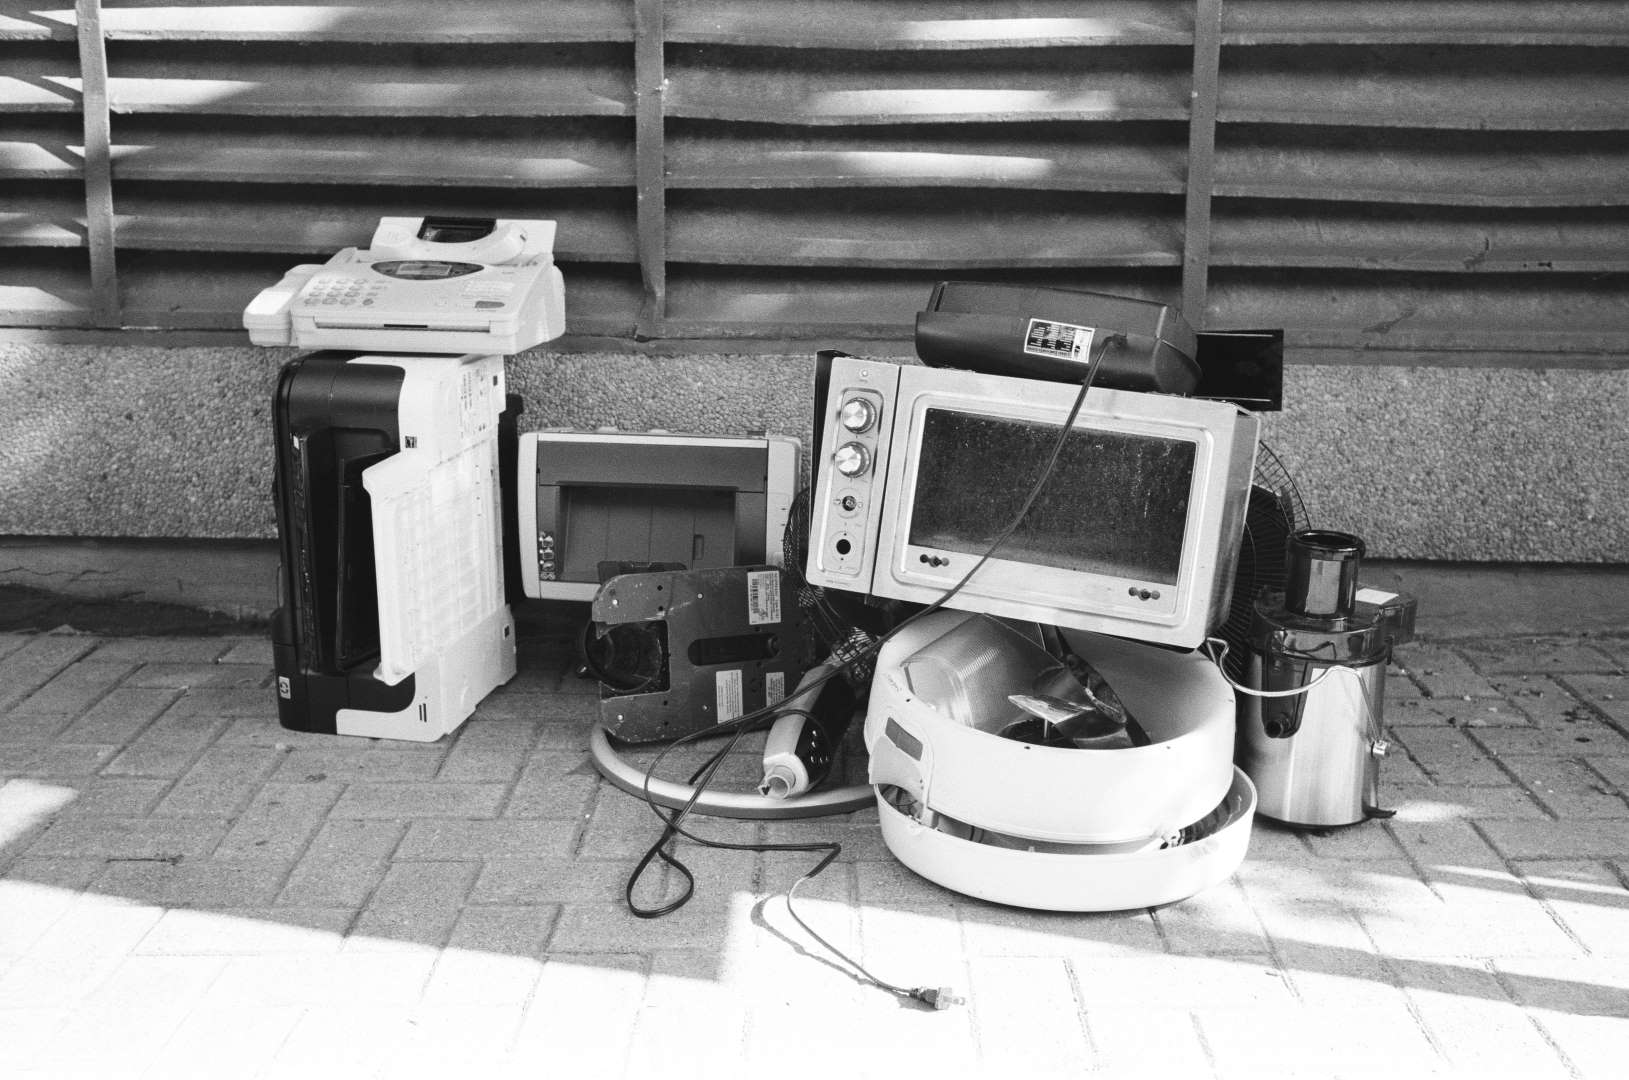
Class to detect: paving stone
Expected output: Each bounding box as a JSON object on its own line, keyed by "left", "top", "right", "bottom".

{"left": 0, "top": 856, "right": 103, "bottom": 890}
{"left": 1474, "top": 720, "right": 1629, "bottom": 762}
{"left": 0, "top": 713, "right": 76, "bottom": 744}
{"left": 1360, "top": 895, "right": 1585, "bottom": 960}
{"left": 1402, "top": 643, "right": 1504, "bottom": 700}
{"left": 1387, "top": 819, "right": 1509, "bottom": 874}
{"left": 270, "top": 748, "right": 443, "bottom": 784}
{"left": 275, "top": 857, "right": 388, "bottom": 909}
{"left": 214, "top": 638, "right": 275, "bottom": 665}
{"left": 123, "top": 662, "right": 269, "bottom": 690}
{"left": 966, "top": 956, "right": 1091, "bottom": 1075}
{"left": 1, "top": 742, "right": 119, "bottom": 778}
{"left": 0, "top": 635, "right": 99, "bottom": 712}
{"left": 135, "top": 907, "right": 351, "bottom": 956}
{"left": 137, "top": 1004, "right": 304, "bottom": 1080}
{"left": 1276, "top": 943, "right": 1403, "bottom": 1009}
{"left": 329, "top": 781, "right": 507, "bottom": 820}
{"left": 1083, "top": 1007, "right": 1214, "bottom": 1078}
{"left": 1196, "top": 1000, "right": 1441, "bottom": 1079}
{"left": 1071, "top": 953, "right": 1298, "bottom": 1011}
{"left": 1479, "top": 819, "right": 1629, "bottom": 861}
{"left": 160, "top": 686, "right": 277, "bottom": 721}
{"left": 1585, "top": 757, "right": 1629, "bottom": 813}
{"left": 397, "top": 818, "right": 576, "bottom": 861}
{"left": 0, "top": 877, "right": 85, "bottom": 958}
{"left": 380, "top": 1003, "right": 528, "bottom": 1074}
{"left": 211, "top": 780, "right": 345, "bottom": 860}
{"left": 550, "top": 896, "right": 740, "bottom": 953}
{"left": 206, "top": 951, "right": 437, "bottom": 1008}
{"left": 1494, "top": 955, "right": 1629, "bottom": 1018}
{"left": 349, "top": 861, "right": 480, "bottom": 949}
{"left": 1499, "top": 756, "right": 1629, "bottom": 819}
{"left": 474, "top": 690, "right": 598, "bottom": 724}
{"left": 1390, "top": 726, "right": 1513, "bottom": 786}
{"left": 48, "top": 777, "right": 168, "bottom": 818}
{"left": 1153, "top": 877, "right": 1275, "bottom": 957}
{"left": 759, "top": 816, "right": 894, "bottom": 862}
{"left": 151, "top": 746, "right": 282, "bottom": 817}
{"left": 1385, "top": 780, "right": 1550, "bottom": 822}
{"left": 509, "top": 954, "right": 646, "bottom": 1072}
{"left": 1493, "top": 674, "right": 1606, "bottom": 724}
{"left": 22, "top": 815, "right": 227, "bottom": 860}
{"left": 624, "top": 951, "right": 750, "bottom": 1080}
{"left": 758, "top": 849, "right": 852, "bottom": 905}
{"left": 1532, "top": 1012, "right": 1629, "bottom": 1080}
{"left": 100, "top": 742, "right": 205, "bottom": 779}
{"left": 270, "top": 823, "right": 396, "bottom": 908}
{"left": 55, "top": 688, "right": 176, "bottom": 745}
{"left": 7, "top": 661, "right": 135, "bottom": 720}
{"left": 89, "top": 638, "right": 236, "bottom": 664}
{"left": 1560, "top": 673, "right": 1629, "bottom": 726}
{"left": 470, "top": 857, "right": 647, "bottom": 906}
{"left": 575, "top": 786, "right": 759, "bottom": 857}
{"left": 92, "top": 857, "right": 291, "bottom": 909}
{"left": 214, "top": 718, "right": 358, "bottom": 749}
{"left": 1232, "top": 856, "right": 1438, "bottom": 914}
{"left": 502, "top": 754, "right": 600, "bottom": 818}
{"left": 434, "top": 746, "right": 526, "bottom": 783}
{"left": 1459, "top": 637, "right": 1623, "bottom": 675}
{"left": 299, "top": 818, "right": 406, "bottom": 862}
{"left": 1385, "top": 693, "right": 1532, "bottom": 731}
{"left": 0, "top": 1006, "right": 71, "bottom": 1074}
{"left": 30, "top": 998, "right": 194, "bottom": 1076}
{"left": 1299, "top": 821, "right": 1410, "bottom": 860}
{"left": 1514, "top": 859, "right": 1629, "bottom": 958}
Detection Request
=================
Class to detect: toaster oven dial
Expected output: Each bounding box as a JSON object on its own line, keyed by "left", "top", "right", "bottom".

{"left": 838, "top": 398, "right": 877, "bottom": 433}
{"left": 833, "top": 442, "right": 871, "bottom": 478}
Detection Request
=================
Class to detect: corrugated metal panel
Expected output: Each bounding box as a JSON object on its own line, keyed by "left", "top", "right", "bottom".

{"left": 1, "top": 0, "right": 1626, "bottom": 363}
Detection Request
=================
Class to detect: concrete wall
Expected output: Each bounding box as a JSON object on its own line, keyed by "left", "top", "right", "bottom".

{"left": 1, "top": 342, "right": 1625, "bottom": 562}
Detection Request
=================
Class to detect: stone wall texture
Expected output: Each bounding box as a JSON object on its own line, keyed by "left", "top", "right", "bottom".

{"left": 1, "top": 343, "right": 1625, "bottom": 562}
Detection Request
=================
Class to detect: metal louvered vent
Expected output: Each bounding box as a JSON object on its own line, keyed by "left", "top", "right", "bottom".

{"left": 1, "top": 1, "right": 1625, "bottom": 363}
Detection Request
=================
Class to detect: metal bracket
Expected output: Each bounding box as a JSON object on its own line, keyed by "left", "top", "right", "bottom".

{"left": 591, "top": 565, "right": 815, "bottom": 743}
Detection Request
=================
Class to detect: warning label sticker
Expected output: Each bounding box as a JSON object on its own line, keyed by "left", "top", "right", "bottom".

{"left": 715, "top": 669, "right": 744, "bottom": 724}
{"left": 765, "top": 671, "right": 786, "bottom": 706}
{"left": 747, "top": 570, "right": 782, "bottom": 626}
{"left": 1024, "top": 319, "right": 1094, "bottom": 363}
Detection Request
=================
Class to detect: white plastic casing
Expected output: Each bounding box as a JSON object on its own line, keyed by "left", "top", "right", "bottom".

{"left": 862, "top": 609, "right": 1253, "bottom": 911}
{"left": 242, "top": 218, "right": 566, "bottom": 354}
{"left": 333, "top": 353, "right": 516, "bottom": 741}
{"left": 517, "top": 431, "right": 801, "bottom": 602}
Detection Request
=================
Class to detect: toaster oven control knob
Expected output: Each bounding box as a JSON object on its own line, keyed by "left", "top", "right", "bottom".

{"left": 838, "top": 398, "right": 877, "bottom": 433}
{"left": 833, "top": 442, "right": 871, "bottom": 478}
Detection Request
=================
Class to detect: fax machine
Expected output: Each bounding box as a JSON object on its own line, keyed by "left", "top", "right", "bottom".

{"left": 244, "top": 216, "right": 566, "bottom": 354}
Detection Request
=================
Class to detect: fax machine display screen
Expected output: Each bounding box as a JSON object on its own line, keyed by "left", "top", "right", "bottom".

{"left": 909, "top": 409, "right": 1196, "bottom": 585}
{"left": 372, "top": 260, "right": 482, "bottom": 280}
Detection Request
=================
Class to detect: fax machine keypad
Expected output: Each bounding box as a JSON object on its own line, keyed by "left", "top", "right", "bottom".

{"left": 302, "top": 275, "right": 386, "bottom": 308}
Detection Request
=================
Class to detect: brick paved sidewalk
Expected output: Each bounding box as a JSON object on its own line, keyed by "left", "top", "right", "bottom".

{"left": 1, "top": 623, "right": 1627, "bottom": 1079}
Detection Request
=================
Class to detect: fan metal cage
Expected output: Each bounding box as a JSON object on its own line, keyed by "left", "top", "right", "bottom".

{"left": 1218, "top": 443, "right": 1309, "bottom": 683}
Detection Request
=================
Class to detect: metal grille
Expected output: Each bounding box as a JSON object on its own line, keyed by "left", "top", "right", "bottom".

{"left": 1, "top": 0, "right": 1625, "bottom": 364}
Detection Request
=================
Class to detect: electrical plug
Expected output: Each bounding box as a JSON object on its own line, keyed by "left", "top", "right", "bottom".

{"left": 909, "top": 986, "right": 964, "bottom": 1010}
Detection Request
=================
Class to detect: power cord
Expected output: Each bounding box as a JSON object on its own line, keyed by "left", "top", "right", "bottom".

{"left": 622, "top": 335, "right": 1126, "bottom": 1005}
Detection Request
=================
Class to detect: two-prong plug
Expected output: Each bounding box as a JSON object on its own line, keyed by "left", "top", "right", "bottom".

{"left": 909, "top": 986, "right": 964, "bottom": 1010}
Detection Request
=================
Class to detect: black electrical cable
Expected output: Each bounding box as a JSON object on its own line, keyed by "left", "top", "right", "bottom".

{"left": 622, "top": 335, "right": 1127, "bottom": 1000}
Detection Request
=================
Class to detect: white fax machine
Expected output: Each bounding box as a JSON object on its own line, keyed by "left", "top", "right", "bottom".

{"left": 243, "top": 216, "right": 566, "bottom": 354}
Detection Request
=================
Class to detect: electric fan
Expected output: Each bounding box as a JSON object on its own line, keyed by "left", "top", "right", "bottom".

{"left": 1217, "top": 443, "right": 1309, "bottom": 683}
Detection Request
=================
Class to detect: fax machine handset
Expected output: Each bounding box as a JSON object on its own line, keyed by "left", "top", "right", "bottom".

{"left": 244, "top": 263, "right": 326, "bottom": 346}
{"left": 367, "top": 217, "right": 557, "bottom": 268}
